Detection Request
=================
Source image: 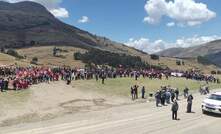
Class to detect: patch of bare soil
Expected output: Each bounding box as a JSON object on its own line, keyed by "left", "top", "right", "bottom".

{"left": 0, "top": 81, "right": 130, "bottom": 127}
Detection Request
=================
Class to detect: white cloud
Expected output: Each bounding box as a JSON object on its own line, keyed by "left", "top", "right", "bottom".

{"left": 174, "top": 35, "right": 221, "bottom": 48}
{"left": 50, "top": 8, "right": 69, "bottom": 18}
{"left": 125, "top": 38, "right": 168, "bottom": 54}
{"left": 166, "top": 22, "right": 175, "bottom": 27}
{"left": 125, "top": 35, "right": 221, "bottom": 54}
{"left": 1, "top": 0, "right": 69, "bottom": 18}
{"left": 78, "top": 16, "right": 90, "bottom": 23}
{"left": 144, "top": 0, "right": 216, "bottom": 26}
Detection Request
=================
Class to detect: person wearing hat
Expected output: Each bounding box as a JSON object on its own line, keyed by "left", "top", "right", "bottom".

{"left": 171, "top": 100, "right": 179, "bottom": 120}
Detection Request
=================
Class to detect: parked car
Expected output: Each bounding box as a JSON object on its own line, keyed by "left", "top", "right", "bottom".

{"left": 202, "top": 92, "right": 221, "bottom": 114}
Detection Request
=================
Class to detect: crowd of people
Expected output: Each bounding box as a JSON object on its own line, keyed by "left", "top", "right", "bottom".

{"left": 154, "top": 85, "right": 195, "bottom": 120}
{"left": 68, "top": 67, "right": 220, "bottom": 86}
{"left": 154, "top": 86, "right": 180, "bottom": 106}
{"left": 0, "top": 65, "right": 220, "bottom": 92}
{"left": 199, "top": 86, "right": 210, "bottom": 95}
{"left": 0, "top": 65, "right": 220, "bottom": 121}
{"left": 128, "top": 83, "right": 197, "bottom": 120}
{"left": 0, "top": 67, "right": 61, "bottom": 91}
{"left": 130, "top": 85, "right": 146, "bottom": 100}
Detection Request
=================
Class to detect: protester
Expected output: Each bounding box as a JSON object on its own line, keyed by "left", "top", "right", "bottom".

{"left": 141, "top": 86, "right": 146, "bottom": 99}
{"left": 155, "top": 90, "right": 161, "bottom": 107}
{"left": 0, "top": 78, "right": 4, "bottom": 92}
{"left": 205, "top": 86, "right": 210, "bottom": 94}
{"left": 187, "top": 94, "right": 194, "bottom": 113}
{"left": 95, "top": 73, "right": 98, "bottom": 81}
{"left": 199, "top": 86, "right": 209, "bottom": 95}
{"left": 134, "top": 85, "right": 139, "bottom": 99}
{"left": 175, "top": 88, "right": 179, "bottom": 100}
{"left": 165, "top": 89, "right": 171, "bottom": 104}
{"left": 183, "top": 87, "right": 189, "bottom": 98}
{"left": 160, "top": 89, "right": 166, "bottom": 106}
{"left": 101, "top": 72, "right": 106, "bottom": 84}
{"left": 171, "top": 100, "right": 179, "bottom": 120}
{"left": 131, "top": 86, "right": 135, "bottom": 100}
{"left": 0, "top": 65, "right": 219, "bottom": 94}
{"left": 171, "top": 89, "right": 175, "bottom": 102}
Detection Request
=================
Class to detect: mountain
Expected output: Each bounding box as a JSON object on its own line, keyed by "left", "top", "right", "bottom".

{"left": 0, "top": 1, "right": 219, "bottom": 72}
{"left": 157, "top": 40, "right": 221, "bottom": 58}
{"left": 0, "top": 1, "right": 142, "bottom": 54}
{"left": 157, "top": 40, "right": 221, "bottom": 67}
{"left": 204, "top": 51, "right": 221, "bottom": 67}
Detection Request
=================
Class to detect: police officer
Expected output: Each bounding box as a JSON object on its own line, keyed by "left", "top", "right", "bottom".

{"left": 187, "top": 94, "right": 193, "bottom": 113}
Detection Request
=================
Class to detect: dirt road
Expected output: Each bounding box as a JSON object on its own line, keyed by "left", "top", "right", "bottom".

{"left": 1, "top": 89, "right": 221, "bottom": 134}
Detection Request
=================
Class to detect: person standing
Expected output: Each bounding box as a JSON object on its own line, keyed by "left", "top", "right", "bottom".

{"left": 141, "top": 86, "right": 146, "bottom": 99}
{"left": 187, "top": 94, "right": 194, "bottom": 113}
{"left": 171, "top": 100, "right": 179, "bottom": 120}
{"left": 161, "top": 90, "right": 166, "bottom": 106}
{"left": 134, "top": 85, "right": 139, "bottom": 99}
{"left": 183, "top": 87, "right": 189, "bottom": 98}
{"left": 135, "top": 72, "right": 138, "bottom": 80}
{"left": 101, "top": 73, "right": 105, "bottom": 84}
{"left": 205, "top": 86, "right": 209, "bottom": 94}
{"left": 66, "top": 73, "right": 71, "bottom": 85}
{"left": 165, "top": 90, "right": 171, "bottom": 104}
{"left": 4, "top": 78, "right": 9, "bottom": 91}
{"left": 0, "top": 78, "right": 3, "bottom": 92}
{"left": 171, "top": 90, "right": 175, "bottom": 102}
{"left": 175, "top": 88, "right": 179, "bottom": 100}
{"left": 95, "top": 73, "right": 98, "bottom": 81}
{"left": 131, "top": 86, "right": 135, "bottom": 100}
{"left": 155, "top": 91, "right": 161, "bottom": 107}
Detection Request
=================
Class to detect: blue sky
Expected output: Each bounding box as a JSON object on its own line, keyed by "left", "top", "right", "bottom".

{"left": 60, "top": 0, "right": 221, "bottom": 42}
{"left": 2, "top": 0, "right": 221, "bottom": 53}
{"left": 62, "top": 0, "right": 148, "bottom": 43}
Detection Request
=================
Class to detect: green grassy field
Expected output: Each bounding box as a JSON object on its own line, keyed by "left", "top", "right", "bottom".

{"left": 0, "top": 76, "right": 220, "bottom": 100}
{"left": 72, "top": 76, "right": 221, "bottom": 97}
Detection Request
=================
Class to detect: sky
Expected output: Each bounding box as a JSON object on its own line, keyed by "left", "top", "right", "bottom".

{"left": 2, "top": 0, "right": 221, "bottom": 53}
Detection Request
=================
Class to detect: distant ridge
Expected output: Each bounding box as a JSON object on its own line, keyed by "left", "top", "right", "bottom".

{"left": 157, "top": 40, "right": 221, "bottom": 67}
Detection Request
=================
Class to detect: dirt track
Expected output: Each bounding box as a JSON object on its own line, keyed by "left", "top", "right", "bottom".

{"left": 1, "top": 88, "right": 221, "bottom": 134}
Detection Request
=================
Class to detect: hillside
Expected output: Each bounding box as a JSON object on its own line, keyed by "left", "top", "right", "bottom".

{"left": 0, "top": 1, "right": 140, "bottom": 55}
{"left": 157, "top": 40, "right": 221, "bottom": 67}
{"left": 14, "top": 46, "right": 218, "bottom": 73}
{"left": 205, "top": 51, "right": 221, "bottom": 67}
{"left": 0, "top": 53, "right": 30, "bottom": 67}
{"left": 0, "top": 1, "right": 219, "bottom": 72}
{"left": 157, "top": 40, "right": 221, "bottom": 58}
